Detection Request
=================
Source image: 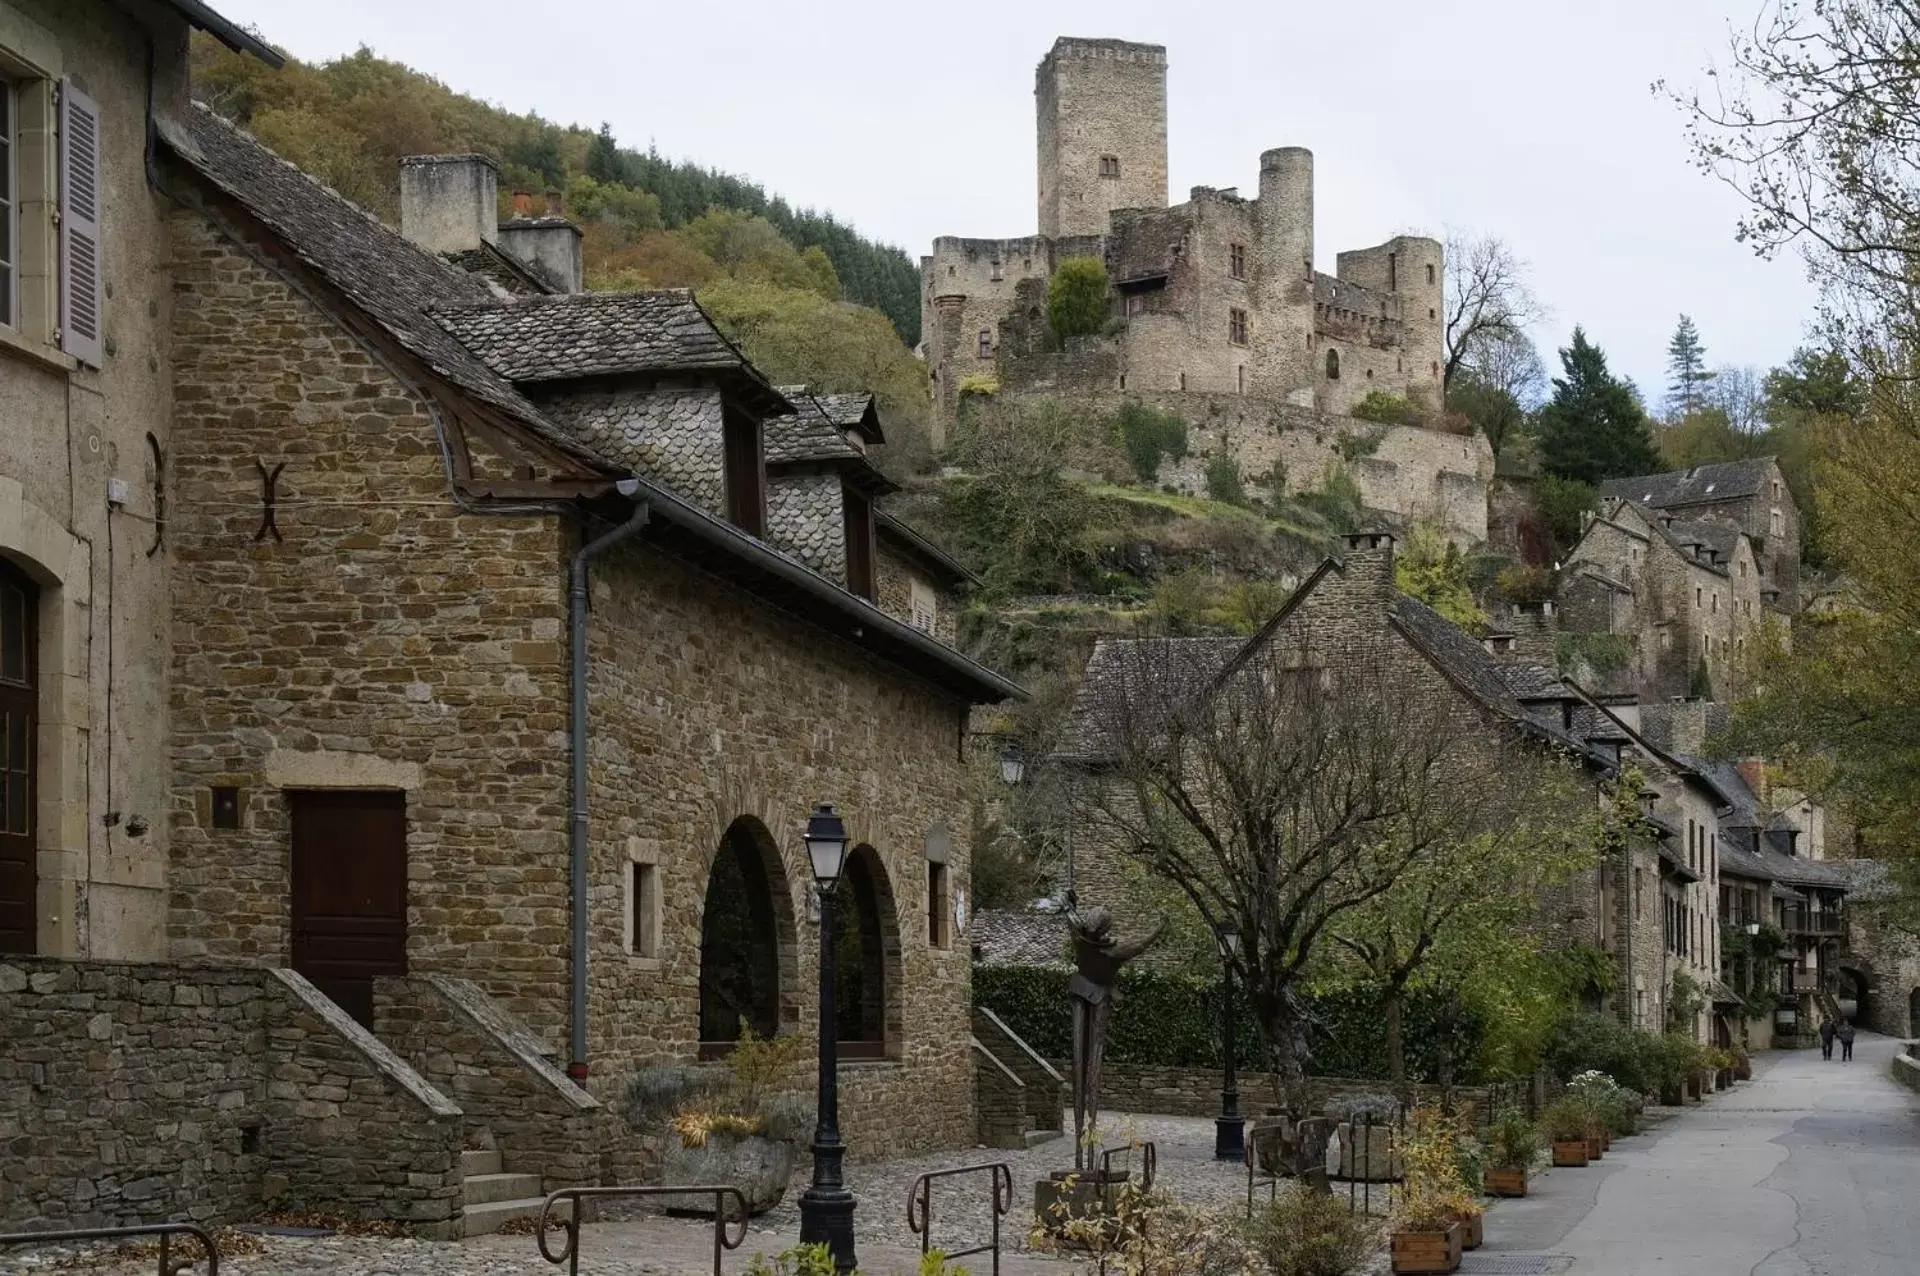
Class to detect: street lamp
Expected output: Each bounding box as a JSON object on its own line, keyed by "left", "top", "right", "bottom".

{"left": 1746, "top": 922, "right": 1761, "bottom": 936}
{"left": 1214, "top": 921, "right": 1244, "bottom": 1162}
{"left": 999, "top": 744, "right": 1026, "bottom": 787}
{"left": 798, "top": 803, "right": 857, "bottom": 1273}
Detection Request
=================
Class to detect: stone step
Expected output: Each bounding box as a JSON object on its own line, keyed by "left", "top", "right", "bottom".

{"left": 461, "top": 1195, "right": 569, "bottom": 1239}
{"left": 464, "top": 1171, "right": 544, "bottom": 1207}
{"left": 461, "top": 1149, "right": 502, "bottom": 1177}
{"left": 1024, "top": 1127, "right": 1065, "bottom": 1149}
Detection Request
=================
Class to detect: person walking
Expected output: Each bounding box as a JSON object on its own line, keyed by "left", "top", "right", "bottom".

{"left": 1818, "top": 1016, "right": 1836, "bottom": 1060}
{"left": 1838, "top": 1018, "right": 1856, "bottom": 1062}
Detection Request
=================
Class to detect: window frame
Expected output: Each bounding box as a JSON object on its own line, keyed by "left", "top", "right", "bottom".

{"left": 0, "top": 74, "right": 15, "bottom": 329}
{"left": 1228, "top": 307, "right": 1248, "bottom": 347}
{"left": 1228, "top": 242, "right": 1246, "bottom": 280}
{"left": 1098, "top": 154, "right": 1120, "bottom": 179}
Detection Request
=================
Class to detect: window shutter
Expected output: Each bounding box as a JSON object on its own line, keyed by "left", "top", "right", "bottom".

{"left": 58, "top": 79, "right": 103, "bottom": 368}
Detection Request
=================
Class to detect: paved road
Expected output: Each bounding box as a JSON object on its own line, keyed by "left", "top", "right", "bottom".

{"left": 1483, "top": 1031, "right": 1920, "bottom": 1275}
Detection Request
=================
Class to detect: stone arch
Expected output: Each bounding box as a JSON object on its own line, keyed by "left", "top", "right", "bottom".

{"left": 1836, "top": 962, "right": 1871, "bottom": 1027}
{"left": 698, "top": 815, "right": 798, "bottom": 1052}
{"left": 835, "top": 844, "right": 904, "bottom": 1060}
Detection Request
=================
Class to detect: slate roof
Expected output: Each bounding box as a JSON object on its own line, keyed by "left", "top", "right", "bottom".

{"left": 443, "top": 244, "right": 553, "bottom": 298}
{"left": 432, "top": 291, "right": 773, "bottom": 395}
{"left": 1054, "top": 636, "right": 1245, "bottom": 763}
{"left": 812, "top": 392, "right": 884, "bottom": 443}
{"left": 1497, "top": 663, "right": 1574, "bottom": 700}
{"left": 970, "top": 908, "right": 1069, "bottom": 966}
{"left": 764, "top": 400, "right": 864, "bottom": 466}
{"left": 1664, "top": 519, "right": 1742, "bottom": 566}
{"left": 174, "top": 106, "right": 607, "bottom": 471}
{"left": 1600, "top": 458, "right": 1774, "bottom": 509}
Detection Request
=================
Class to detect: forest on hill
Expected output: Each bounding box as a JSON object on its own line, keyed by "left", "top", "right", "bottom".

{"left": 188, "top": 36, "right": 934, "bottom": 465}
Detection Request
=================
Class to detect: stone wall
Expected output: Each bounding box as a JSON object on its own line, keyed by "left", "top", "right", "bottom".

{"left": 1036, "top": 39, "right": 1168, "bottom": 239}
{"left": 0, "top": 958, "right": 465, "bottom": 1235}
{"left": 373, "top": 974, "right": 609, "bottom": 1191}
{"left": 1053, "top": 1059, "right": 1493, "bottom": 1120}
{"left": 973, "top": 1039, "right": 1030, "bottom": 1149}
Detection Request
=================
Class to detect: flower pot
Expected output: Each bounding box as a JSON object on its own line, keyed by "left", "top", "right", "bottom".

{"left": 1551, "top": 1138, "right": 1590, "bottom": 1167}
{"left": 1390, "top": 1221, "right": 1464, "bottom": 1274}
{"left": 1485, "top": 1167, "right": 1528, "bottom": 1198}
{"left": 659, "top": 1133, "right": 795, "bottom": 1216}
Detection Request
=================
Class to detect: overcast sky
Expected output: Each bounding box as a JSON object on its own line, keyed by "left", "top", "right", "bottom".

{"left": 215, "top": 0, "right": 1817, "bottom": 406}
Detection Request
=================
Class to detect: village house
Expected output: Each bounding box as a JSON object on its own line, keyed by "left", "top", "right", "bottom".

{"left": 3, "top": 2, "right": 1024, "bottom": 1236}
{"left": 1598, "top": 457, "right": 1801, "bottom": 613}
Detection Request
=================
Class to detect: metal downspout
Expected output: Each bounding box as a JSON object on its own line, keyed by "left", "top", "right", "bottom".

{"left": 567, "top": 502, "right": 649, "bottom": 1083}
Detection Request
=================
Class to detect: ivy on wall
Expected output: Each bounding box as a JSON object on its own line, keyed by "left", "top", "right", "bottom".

{"left": 973, "top": 964, "right": 1486, "bottom": 1084}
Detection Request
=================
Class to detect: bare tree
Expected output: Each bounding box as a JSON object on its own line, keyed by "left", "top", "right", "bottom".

{"left": 1671, "top": 1, "right": 1920, "bottom": 360}
{"left": 1069, "top": 632, "right": 1584, "bottom": 1100}
{"left": 1459, "top": 327, "right": 1548, "bottom": 407}
{"left": 1443, "top": 230, "right": 1546, "bottom": 387}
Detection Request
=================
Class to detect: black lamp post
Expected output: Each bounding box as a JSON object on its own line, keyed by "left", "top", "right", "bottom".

{"left": 1214, "top": 921, "right": 1244, "bottom": 1162}
{"left": 798, "top": 802, "right": 857, "bottom": 1273}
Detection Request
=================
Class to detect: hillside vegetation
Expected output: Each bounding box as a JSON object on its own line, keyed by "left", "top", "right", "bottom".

{"left": 189, "top": 36, "right": 933, "bottom": 465}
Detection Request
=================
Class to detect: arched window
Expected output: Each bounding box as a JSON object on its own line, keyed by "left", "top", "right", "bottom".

{"left": 1325, "top": 348, "right": 1340, "bottom": 380}
{"left": 834, "top": 845, "right": 903, "bottom": 1059}
{"left": 699, "top": 816, "right": 797, "bottom": 1054}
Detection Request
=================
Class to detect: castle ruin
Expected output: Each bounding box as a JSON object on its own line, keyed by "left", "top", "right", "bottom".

{"left": 925, "top": 38, "right": 1446, "bottom": 430}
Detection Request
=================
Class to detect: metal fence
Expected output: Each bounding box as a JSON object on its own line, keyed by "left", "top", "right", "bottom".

{"left": 0, "top": 1222, "right": 221, "bottom": 1275}
{"left": 534, "top": 1185, "right": 748, "bottom": 1276}
{"left": 907, "top": 1162, "right": 1013, "bottom": 1276}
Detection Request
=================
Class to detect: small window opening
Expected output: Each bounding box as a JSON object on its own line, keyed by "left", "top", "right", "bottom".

{"left": 1228, "top": 307, "right": 1248, "bottom": 346}
{"left": 1099, "top": 154, "right": 1120, "bottom": 179}
{"left": 1426, "top": 263, "right": 1435, "bottom": 285}
{"left": 212, "top": 786, "right": 242, "bottom": 830}
{"left": 1178, "top": 371, "right": 1187, "bottom": 391}
{"left": 977, "top": 329, "right": 992, "bottom": 359}
{"left": 1237, "top": 365, "right": 1245, "bottom": 395}
{"left": 989, "top": 260, "right": 1003, "bottom": 281}
{"left": 927, "top": 862, "right": 951, "bottom": 948}
{"left": 629, "top": 861, "right": 659, "bottom": 957}
{"left": 1228, "top": 243, "right": 1246, "bottom": 280}
{"left": 1325, "top": 349, "right": 1340, "bottom": 380}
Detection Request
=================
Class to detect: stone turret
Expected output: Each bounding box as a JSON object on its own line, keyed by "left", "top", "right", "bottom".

{"left": 1035, "top": 38, "right": 1169, "bottom": 238}
{"left": 1253, "top": 147, "right": 1314, "bottom": 401}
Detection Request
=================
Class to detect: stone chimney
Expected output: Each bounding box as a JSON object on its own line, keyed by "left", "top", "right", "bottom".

{"left": 399, "top": 154, "right": 499, "bottom": 254}
{"left": 1737, "top": 757, "right": 1769, "bottom": 805}
{"left": 498, "top": 188, "right": 584, "bottom": 294}
{"left": 1341, "top": 530, "right": 1396, "bottom": 600}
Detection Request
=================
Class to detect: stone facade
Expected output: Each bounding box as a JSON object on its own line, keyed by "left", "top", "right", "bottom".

{"left": 163, "top": 205, "right": 982, "bottom": 1156}
{"left": 925, "top": 37, "right": 1443, "bottom": 449}
{"left": 0, "top": 957, "right": 466, "bottom": 1235}
{"left": 0, "top": 0, "right": 203, "bottom": 961}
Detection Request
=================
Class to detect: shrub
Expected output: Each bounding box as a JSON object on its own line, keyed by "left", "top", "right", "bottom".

{"left": 1205, "top": 454, "right": 1247, "bottom": 505}
{"left": 1541, "top": 1097, "right": 1589, "bottom": 1141}
{"left": 1534, "top": 474, "right": 1597, "bottom": 549}
{"left": 1244, "top": 1185, "right": 1381, "bottom": 1276}
{"left": 1115, "top": 401, "right": 1189, "bottom": 482}
{"left": 626, "top": 1028, "right": 808, "bottom": 1147}
{"left": 1397, "top": 1108, "right": 1480, "bottom": 1233}
{"left": 1556, "top": 632, "right": 1634, "bottom": 676}
{"left": 1487, "top": 1108, "right": 1540, "bottom": 1171}
{"left": 1300, "top": 463, "right": 1365, "bottom": 533}
{"left": 1351, "top": 390, "right": 1424, "bottom": 427}
{"left": 1497, "top": 564, "right": 1555, "bottom": 606}
{"left": 1049, "top": 256, "right": 1111, "bottom": 340}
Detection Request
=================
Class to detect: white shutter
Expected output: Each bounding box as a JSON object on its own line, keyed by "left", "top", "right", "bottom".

{"left": 58, "top": 79, "right": 103, "bottom": 368}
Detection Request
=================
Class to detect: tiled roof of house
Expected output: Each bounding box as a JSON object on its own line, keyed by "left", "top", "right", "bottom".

{"left": 970, "top": 908, "right": 1069, "bottom": 966}
{"left": 432, "top": 290, "right": 766, "bottom": 388}
{"left": 1054, "top": 636, "right": 1245, "bottom": 763}
{"left": 1497, "top": 663, "right": 1573, "bottom": 700}
{"left": 176, "top": 105, "right": 606, "bottom": 468}
{"left": 765, "top": 392, "right": 865, "bottom": 465}
{"left": 1600, "top": 458, "right": 1774, "bottom": 509}
{"left": 812, "top": 392, "right": 884, "bottom": 443}
{"left": 442, "top": 244, "right": 553, "bottom": 298}
{"left": 1663, "top": 519, "right": 1743, "bottom": 565}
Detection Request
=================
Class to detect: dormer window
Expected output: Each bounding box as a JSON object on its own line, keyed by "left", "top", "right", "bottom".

{"left": 1099, "top": 155, "right": 1120, "bottom": 179}
{"left": 723, "top": 408, "right": 766, "bottom": 536}
{"left": 843, "top": 486, "right": 876, "bottom": 600}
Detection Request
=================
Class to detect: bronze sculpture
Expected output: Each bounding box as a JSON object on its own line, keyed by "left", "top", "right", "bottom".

{"left": 1062, "top": 890, "right": 1165, "bottom": 1170}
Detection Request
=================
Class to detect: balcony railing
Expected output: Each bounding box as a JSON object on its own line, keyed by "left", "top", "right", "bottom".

{"left": 1778, "top": 911, "right": 1846, "bottom": 936}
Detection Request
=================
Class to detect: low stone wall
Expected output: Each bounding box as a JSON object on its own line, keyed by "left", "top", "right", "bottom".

{"left": 974, "top": 1008, "right": 1065, "bottom": 1135}
{"left": 1890, "top": 1045, "right": 1920, "bottom": 1094}
{"left": 374, "top": 975, "right": 610, "bottom": 1191}
{"left": 1057, "top": 1059, "right": 1491, "bottom": 1119}
{"left": 973, "top": 1040, "right": 1029, "bottom": 1149}
{"left": 0, "top": 958, "right": 466, "bottom": 1236}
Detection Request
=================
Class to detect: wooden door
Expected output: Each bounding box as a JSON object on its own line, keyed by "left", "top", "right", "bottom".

{"left": 0, "top": 561, "right": 35, "bottom": 954}
{"left": 289, "top": 789, "right": 407, "bottom": 1028}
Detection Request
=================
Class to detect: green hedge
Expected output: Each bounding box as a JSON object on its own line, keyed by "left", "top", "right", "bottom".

{"left": 973, "top": 964, "right": 1485, "bottom": 1084}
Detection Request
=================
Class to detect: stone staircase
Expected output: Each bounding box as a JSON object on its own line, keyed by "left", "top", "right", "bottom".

{"left": 459, "top": 1147, "right": 568, "bottom": 1238}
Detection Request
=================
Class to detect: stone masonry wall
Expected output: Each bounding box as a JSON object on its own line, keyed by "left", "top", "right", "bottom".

{"left": 166, "top": 210, "right": 575, "bottom": 1035}
{"left": 373, "top": 974, "right": 610, "bottom": 1191}
{"left": 973, "top": 1040, "right": 1030, "bottom": 1149}
{"left": 1058, "top": 1060, "right": 1492, "bottom": 1120}
{"left": 0, "top": 958, "right": 465, "bottom": 1235}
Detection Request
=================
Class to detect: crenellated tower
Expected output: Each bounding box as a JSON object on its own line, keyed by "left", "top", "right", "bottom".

{"left": 1035, "top": 37, "right": 1169, "bottom": 238}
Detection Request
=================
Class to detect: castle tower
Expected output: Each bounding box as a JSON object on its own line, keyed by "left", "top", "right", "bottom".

{"left": 1251, "top": 147, "right": 1315, "bottom": 399}
{"left": 1035, "top": 37, "right": 1169, "bottom": 238}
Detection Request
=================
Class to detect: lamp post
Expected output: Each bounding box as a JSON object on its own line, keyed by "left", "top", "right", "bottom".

{"left": 999, "top": 744, "right": 1026, "bottom": 786}
{"left": 798, "top": 803, "right": 857, "bottom": 1273}
{"left": 1214, "top": 921, "right": 1244, "bottom": 1162}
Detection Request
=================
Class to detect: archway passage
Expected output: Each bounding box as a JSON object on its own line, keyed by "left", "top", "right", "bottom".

{"left": 699, "top": 817, "right": 795, "bottom": 1053}
{"left": 833, "top": 845, "right": 902, "bottom": 1060}
{"left": 0, "top": 559, "right": 37, "bottom": 954}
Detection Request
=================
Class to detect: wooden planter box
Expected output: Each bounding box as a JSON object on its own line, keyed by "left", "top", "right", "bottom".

{"left": 1601, "top": 1131, "right": 1612, "bottom": 1151}
{"left": 1551, "top": 1138, "right": 1590, "bottom": 1167}
{"left": 1458, "top": 1213, "right": 1484, "bottom": 1250}
{"left": 1585, "top": 1134, "right": 1604, "bottom": 1160}
{"left": 1486, "top": 1167, "right": 1528, "bottom": 1197}
{"left": 1390, "top": 1222, "right": 1464, "bottom": 1274}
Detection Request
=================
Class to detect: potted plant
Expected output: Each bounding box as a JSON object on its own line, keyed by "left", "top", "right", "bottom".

{"left": 1543, "top": 1098, "right": 1590, "bottom": 1167}
{"left": 1732, "top": 1047, "right": 1752, "bottom": 1081}
{"left": 627, "top": 1030, "right": 810, "bottom": 1216}
{"left": 1485, "top": 1108, "right": 1538, "bottom": 1197}
{"left": 1391, "top": 1108, "right": 1473, "bottom": 1274}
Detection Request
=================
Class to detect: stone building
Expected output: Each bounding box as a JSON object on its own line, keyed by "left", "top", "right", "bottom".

{"left": 1559, "top": 492, "right": 1770, "bottom": 701}
{"left": 0, "top": 0, "right": 280, "bottom": 962}
{"left": 922, "top": 37, "right": 1446, "bottom": 449}
{"left": 1598, "top": 457, "right": 1801, "bottom": 613}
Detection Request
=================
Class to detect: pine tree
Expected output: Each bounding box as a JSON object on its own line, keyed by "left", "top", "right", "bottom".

{"left": 1666, "top": 315, "right": 1715, "bottom": 417}
{"left": 586, "top": 122, "right": 623, "bottom": 183}
{"left": 1537, "top": 328, "right": 1664, "bottom": 484}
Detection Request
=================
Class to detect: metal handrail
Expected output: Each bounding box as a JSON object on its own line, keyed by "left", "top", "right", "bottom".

{"left": 907, "top": 1162, "right": 1013, "bottom": 1276}
{"left": 535, "top": 1185, "right": 748, "bottom": 1276}
{"left": 0, "top": 1222, "right": 221, "bottom": 1274}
